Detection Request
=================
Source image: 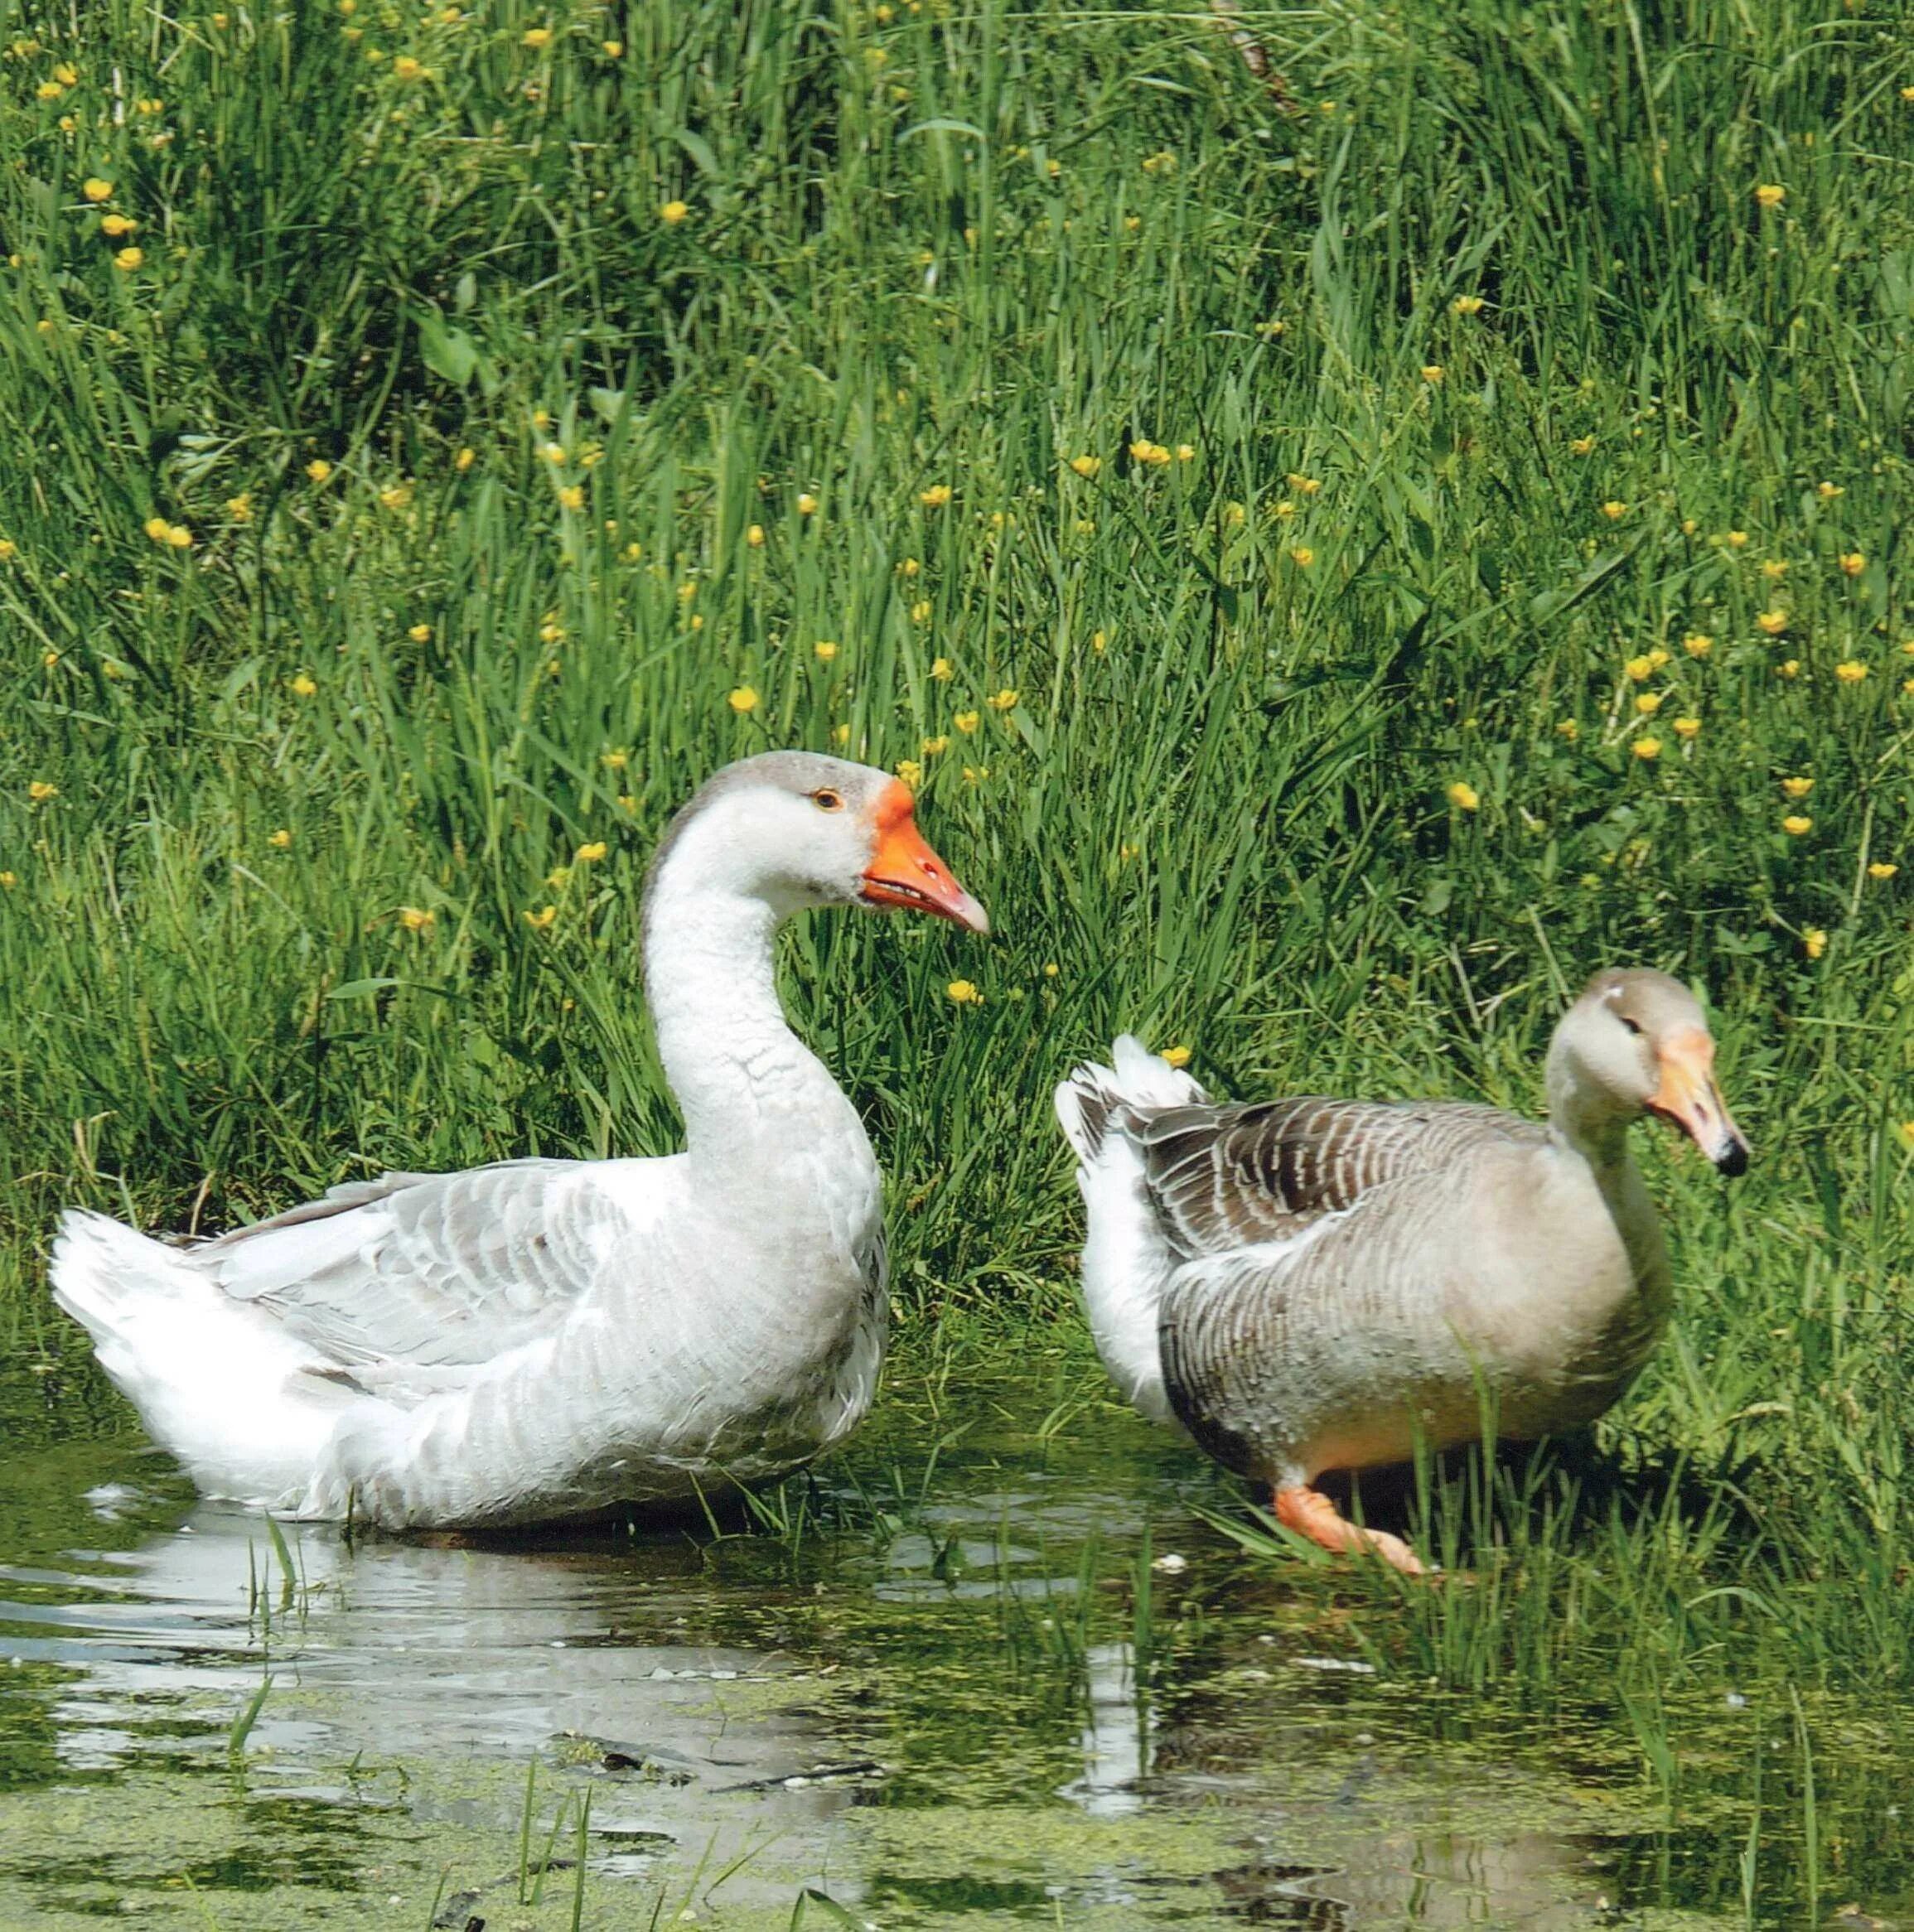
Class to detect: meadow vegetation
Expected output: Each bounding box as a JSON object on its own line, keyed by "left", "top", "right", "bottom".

{"left": 2, "top": 0, "right": 1914, "bottom": 1698}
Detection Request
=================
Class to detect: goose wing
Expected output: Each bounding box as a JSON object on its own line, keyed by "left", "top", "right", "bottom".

{"left": 1132, "top": 1097, "right": 1525, "bottom": 1259}
{"left": 197, "top": 1158, "right": 633, "bottom": 1370}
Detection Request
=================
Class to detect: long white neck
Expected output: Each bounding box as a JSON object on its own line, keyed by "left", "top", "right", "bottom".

{"left": 641, "top": 839, "right": 869, "bottom": 1176}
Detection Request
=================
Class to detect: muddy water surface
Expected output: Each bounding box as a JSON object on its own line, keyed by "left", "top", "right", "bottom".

{"left": 0, "top": 1345, "right": 1903, "bottom": 1929}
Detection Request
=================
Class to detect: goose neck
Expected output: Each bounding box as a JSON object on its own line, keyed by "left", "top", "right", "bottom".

{"left": 641, "top": 861, "right": 858, "bottom": 1168}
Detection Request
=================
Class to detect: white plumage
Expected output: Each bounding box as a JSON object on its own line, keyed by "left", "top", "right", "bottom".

{"left": 53, "top": 753, "right": 986, "bottom": 1529}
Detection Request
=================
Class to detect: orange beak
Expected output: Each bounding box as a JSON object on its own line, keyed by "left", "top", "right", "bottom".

{"left": 859, "top": 782, "right": 989, "bottom": 935}
{"left": 1646, "top": 1028, "right": 1749, "bottom": 1176}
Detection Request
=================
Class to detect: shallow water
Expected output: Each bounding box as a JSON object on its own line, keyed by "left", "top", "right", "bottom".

{"left": 2, "top": 1344, "right": 1909, "bottom": 1930}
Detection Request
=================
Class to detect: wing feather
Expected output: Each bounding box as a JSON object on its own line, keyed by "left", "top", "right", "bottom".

{"left": 197, "top": 1158, "right": 624, "bottom": 1369}
{"left": 1133, "top": 1098, "right": 1534, "bottom": 1260}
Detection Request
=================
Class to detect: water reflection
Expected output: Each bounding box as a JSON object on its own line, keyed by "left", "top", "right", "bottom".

{"left": 0, "top": 1368, "right": 1880, "bottom": 1926}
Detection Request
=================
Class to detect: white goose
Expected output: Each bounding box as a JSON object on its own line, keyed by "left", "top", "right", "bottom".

{"left": 52, "top": 753, "right": 987, "bottom": 1529}
{"left": 1056, "top": 970, "right": 1748, "bottom": 1574}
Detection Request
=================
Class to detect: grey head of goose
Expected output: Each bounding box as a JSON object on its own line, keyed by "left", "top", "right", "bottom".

{"left": 1545, "top": 968, "right": 1748, "bottom": 1176}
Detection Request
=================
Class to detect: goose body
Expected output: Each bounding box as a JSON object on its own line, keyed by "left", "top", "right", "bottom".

{"left": 52, "top": 753, "right": 987, "bottom": 1529}
{"left": 1056, "top": 972, "right": 1747, "bottom": 1572}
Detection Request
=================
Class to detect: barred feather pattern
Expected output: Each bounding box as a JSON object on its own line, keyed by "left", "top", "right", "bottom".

{"left": 1148, "top": 1099, "right": 1671, "bottom": 1487}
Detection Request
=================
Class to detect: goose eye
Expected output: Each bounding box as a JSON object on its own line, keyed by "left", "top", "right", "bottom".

{"left": 812, "top": 788, "right": 844, "bottom": 813}
{"left": 1617, "top": 1015, "right": 1643, "bottom": 1037}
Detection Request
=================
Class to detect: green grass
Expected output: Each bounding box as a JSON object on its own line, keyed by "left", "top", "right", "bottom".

{"left": 2, "top": 0, "right": 1914, "bottom": 1675}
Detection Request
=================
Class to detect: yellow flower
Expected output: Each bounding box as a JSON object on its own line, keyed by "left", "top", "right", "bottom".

{"left": 81, "top": 176, "right": 112, "bottom": 202}
{"left": 813, "top": 640, "right": 838, "bottom": 662}
{"left": 455, "top": 446, "right": 476, "bottom": 471}
{"left": 1782, "top": 814, "right": 1812, "bottom": 836}
{"left": 1835, "top": 660, "right": 1868, "bottom": 684}
{"left": 1161, "top": 1045, "right": 1193, "bottom": 1067}
{"left": 1091, "top": 630, "right": 1108, "bottom": 652}
{"left": 1681, "top": 518, "right": 1698, "bottom": 535}
{"left": 1570, "top": 437, "right": 1596, "bottom": 456}
{"left": 165, "top": 524, "right": 192, "bottom": 548}
{"left": 36, "top": 82, "right": 63, "bottom": 101}
{"left": 1557, "top": 719, "right": 1579, "bottom": 741}
{"left": 1725, "top": 529, "right": 1749, "bottom": 548}
{"left": 306, "top": 459, "right": 333, "bottom": 483}
{"left": 1451, "top": 294, "right": 1485, "bottom": 316}
{"left": 1272, "top": 500, "right": 1295, "bottom": 519}
{"left": 1754, "top": 182, "right": 1786, "bottom": 208}
{"left": 1683, "top": 631, "right": 1713, "bottom": 658}
{"left": 894, "top": 758, "right": 923, "bottom": 786}
{"left": 898, "top": 557, "right": 921, "bottom": 577}
{"left": 986, "top": 688, "right": 1017, "bottom": 711}
{"left": 575, "top": 841, "right": 607, "bottom": 862}
{"left": 621, "top": 541, "right": 642, "bottom": 562}
{"left": 945, "top": 979, "right": 983, "bottom": 1006}
{"left": 1781, "top": 776, "right": 1814, "bottom": 799}
{"left": 1648, "top": 648, "right": 1670, "bottom": 669}
{"left": 544, "top": 865, "right": 572, "bottom": 891}
{"left": 397, "top": 906, "right": 434, "bottom": 932}
{"left": 1632, "top": 737, "right": 1661, "bottom": 761}
{"left": 0, "top": 872, "right": 17, "bottom": 889}
{"left": 143, "top": 514, "right": 171, "bottom": 543}
{"left": 727, "top": 686, "right": 759, "bottom": 714}
{"left": 910, "top": 599, "right": 932, "bottom": 624}
{"left": 1635, "top": 692, "right": 1664, "bottom": 714}
{"left": 56, "top": 63, "right": 80, "bottom": 84}
{"left": 1778, "top": 659, "right": 1800, "bottom": 679}
{"left": 1600, "top": 500, "right": 1628, "bottom": 520}
{"left": 1671, "top": 716, "right": 1701, "bottom": 740}
{"left": 1839, "top": 551, "right": 1865, "bottom": 577}
{"left": 1176, "top": 443, "right": 1196, "bottom": 462}
{"left": 524, "top": 904, "right": 557, "bottom": 930}
{"left": 225, "top": 493, "right": 252, "bottom": 522}
{"left": 1420, "top": 364, "right": 1445, "bottom": 384}
{"left": 955, "top": 710, "right": 980, "bottom": 734}
{"left": 558, "top": 483, "right": 585, "bottom": 510}
{"left": 659, "top": 199, "right": 689, "bottom": 225}
{"left": 921, "top": 735, "right": 949, "bottom": 756}
{"left": 1802, "top": 927, "right": 1826, "bottom": 959}
{"left": 746, "top": 524, "right": 765, "bottom": 547}
{"left": 0, "top": 540, "right": 15, "bottom": 562}
{"left": 1816, "top": 481, "right": 1844, "bottom": 500}
{"left": 1068, "top": 455, "right": 1100, "bottom": 478}
{"left": 602, "top": 39, "right": 623, "bottom": 56}
{"left": 113, "top": 245, "right": 143, "bottom": 271}
{"left": 1868, "top": 862, "right": 1897, "bottom": 881}
{"left": 930, "top": 657, "right": 953, "bottom": 681}
{"left": 918, "top": 484, "right": 952, "bottom": 508}
{"left": 522, "top": 25, "right": 553, "bottom": 48}
{"left": 408, "top": 622, "right": 431, "bottom": 643}
{"left": 1129, "top": 439, "right": 1170, "bottom": 466}
{"left": 99, "top": 214, "right": 136, "bottom": 236}
{"left": 1756, "top": 609, "right": 1788, "bottom": 635}
{"left": 1624, "top": 654, "right": 1655, "bottom": 681}
{"left": 379, "top": 482, "right": 413, "bottom": 510}
{"left": 1760, "top": 559, "right": 1788, "bottom": 580}
{"left": 263, "top": 827, "right": 292, "bottom": 849}
{"left": 27, "top": 780, "right": 58, "bottom": 803}
{"left": 1445, "top": 780, "right": 1479, "bottom": 812}
{"left": 539, "top": 441, "right": 566, "bottom": 464}
{"left": 391, "top": 54, "right": 428, "bottom": 80}
{"left": 1288, "top": 546, "right": 1315, "bottom": 568}
{"left": 833, "top": 723, "right": 852, "bottom": 746}
{"left": 796, "top": 492, "right": 819, "bottom": 516}
{"left": 1287, "top": 474, "right": 1322, "bottom": 495}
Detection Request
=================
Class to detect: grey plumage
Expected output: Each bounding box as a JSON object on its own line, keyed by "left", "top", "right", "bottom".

{"left": 1056, "top": 972, "right": 1748, "bottom": 1531}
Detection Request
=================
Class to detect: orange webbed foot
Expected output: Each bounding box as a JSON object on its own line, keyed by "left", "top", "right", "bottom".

{"left": 1274, "top": 1484, "right": 1427, "bottom": 1577}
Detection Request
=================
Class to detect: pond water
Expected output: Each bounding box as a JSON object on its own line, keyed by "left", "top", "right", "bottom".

{"left": 1, "top": 1340, "right": 1907, "bottom": 1930}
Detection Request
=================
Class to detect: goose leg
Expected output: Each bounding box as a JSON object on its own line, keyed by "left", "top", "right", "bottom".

{"left": 1274, "top": 1485, "right": 1425, "bottom": 1577}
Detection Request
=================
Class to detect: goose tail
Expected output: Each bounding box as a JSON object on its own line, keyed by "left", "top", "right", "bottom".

{"left": 51, "top": 1210, "right": 340, "bottom": 1507}
{"left": 1053, "top": 1032, "right": 1206, "bottom": 1162}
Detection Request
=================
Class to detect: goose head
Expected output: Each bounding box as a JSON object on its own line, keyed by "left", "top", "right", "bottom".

{"left": 648, "top": 751, "right": 988, "bottom": 934}
{"left": 1546, "top": 968, "right": 1748, "bottom": 1175}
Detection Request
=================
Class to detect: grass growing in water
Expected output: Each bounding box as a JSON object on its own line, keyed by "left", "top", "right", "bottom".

{"left": 0, "top": 0, "right": 1912, "bottom": 1821}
